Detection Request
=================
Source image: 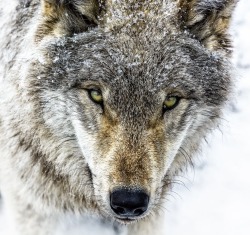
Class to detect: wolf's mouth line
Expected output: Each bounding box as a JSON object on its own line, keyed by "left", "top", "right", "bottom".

{"left": 114, "top": 216, "right": 138, "bottom": 224}
{"left": 113, "top": 211, "right": 149, "bottom": 223}
{"left": 115, "top": 217, "right": 135, "bottom": 221}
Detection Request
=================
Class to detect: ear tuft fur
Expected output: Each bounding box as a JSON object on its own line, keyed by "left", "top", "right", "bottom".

{"left": 36, "top": 0, "right": 100, "bottom": 42}
{"left": 178, "top": 0, "right": 238, "bottom": 53}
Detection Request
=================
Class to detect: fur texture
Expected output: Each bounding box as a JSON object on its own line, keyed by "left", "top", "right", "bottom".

{"left": 0, "top": 0, "right": 238, "bottom": 234}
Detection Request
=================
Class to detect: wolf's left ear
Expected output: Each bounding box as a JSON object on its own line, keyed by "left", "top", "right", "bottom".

{"left": 36, "top": 0, "right": 100, "bottom": 41}
{"left": 178, "top": 0, "right": 238, "bottom": 52}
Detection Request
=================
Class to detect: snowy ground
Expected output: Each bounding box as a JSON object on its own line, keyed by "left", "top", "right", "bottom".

{"left": 1, "top": 0, "right": 250, "bottom": 234}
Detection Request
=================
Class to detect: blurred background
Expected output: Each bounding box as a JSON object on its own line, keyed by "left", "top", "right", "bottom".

{"left": 0, "top": 0, "right": 249, "bottom": 234}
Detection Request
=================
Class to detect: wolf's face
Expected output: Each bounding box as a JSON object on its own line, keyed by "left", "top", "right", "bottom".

{"left": 32, "top": 32, "right": 231, "bottom": 222}
{"left": 25, "top": 0, "right": 236, "bottom": 223}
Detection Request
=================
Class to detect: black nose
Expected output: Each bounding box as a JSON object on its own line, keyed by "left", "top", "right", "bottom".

{"left": 110, "top": 188, "right": 149, "bottom": 218}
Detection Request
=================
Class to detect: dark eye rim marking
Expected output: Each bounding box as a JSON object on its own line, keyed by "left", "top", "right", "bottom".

{"left": 163, "top": 96, "right": 181, "bottom": 112}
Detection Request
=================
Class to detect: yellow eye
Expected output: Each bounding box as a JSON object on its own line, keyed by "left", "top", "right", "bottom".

{"left": 163, "top": 96, "right": 179, "bottom": 110}
{"left": 89, "top": 89, "right": 103, "bottom": 104}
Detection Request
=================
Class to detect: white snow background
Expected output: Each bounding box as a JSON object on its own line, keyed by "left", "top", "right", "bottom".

{"left": 0, "top": 0, "right": 250, "bottom": 234}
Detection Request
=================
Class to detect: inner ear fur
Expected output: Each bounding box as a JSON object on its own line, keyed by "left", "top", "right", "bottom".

{"left": 178, "top": 0, "right": 238, "bottom": 52}
{"left": 36, "top": 0, "right": 100, "bottom": 41}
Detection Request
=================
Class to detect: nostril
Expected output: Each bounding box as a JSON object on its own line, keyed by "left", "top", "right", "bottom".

{"left": 133, "top": 208, "right": 145, "bottom": 216}
{"left": 110, "top": 188, "right": 149, "bottom": 218}
{"left": 114, "top": 206, "right": 125, "bottom": 214}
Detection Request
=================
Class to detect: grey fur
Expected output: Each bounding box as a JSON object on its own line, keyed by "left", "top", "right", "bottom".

{"left": 0, "top": 0, "right": 237, "bottom": 234}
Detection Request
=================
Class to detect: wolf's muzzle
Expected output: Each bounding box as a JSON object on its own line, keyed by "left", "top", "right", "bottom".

{"left": 110, "top": 188, "right": 149, "bottom": 219}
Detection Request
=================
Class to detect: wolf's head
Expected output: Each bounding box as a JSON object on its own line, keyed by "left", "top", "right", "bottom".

{"left": 21, "top": 0, "right": 237, "bottom": 223}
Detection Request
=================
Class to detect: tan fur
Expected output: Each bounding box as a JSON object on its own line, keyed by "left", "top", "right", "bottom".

{"left": 36, "top": 0, "right": 99, "bottom": 41}
{"left": 178, "top": 0, "right": 238, "bottom": 52}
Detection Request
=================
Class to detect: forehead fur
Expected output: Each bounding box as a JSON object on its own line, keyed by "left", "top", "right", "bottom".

{"left": 32, "top": 0, "right": 233, "bottom": 111}
{"left": 35, "top": 28, "right": 230, "bottom": 107}
{"left": 101, "top": 0, "right": 178, "bottom": 32}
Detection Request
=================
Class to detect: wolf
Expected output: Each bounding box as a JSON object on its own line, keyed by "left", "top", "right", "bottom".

{"left": 0, "top": 0, "right": 238, "bottom": 234}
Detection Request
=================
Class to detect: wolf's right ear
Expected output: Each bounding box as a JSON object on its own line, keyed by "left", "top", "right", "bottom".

{"left": 36, "top": 0, "right": 100, "bottom": 41}
{"left": 177, "top": 0, "right": 238, "bottom": 53}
